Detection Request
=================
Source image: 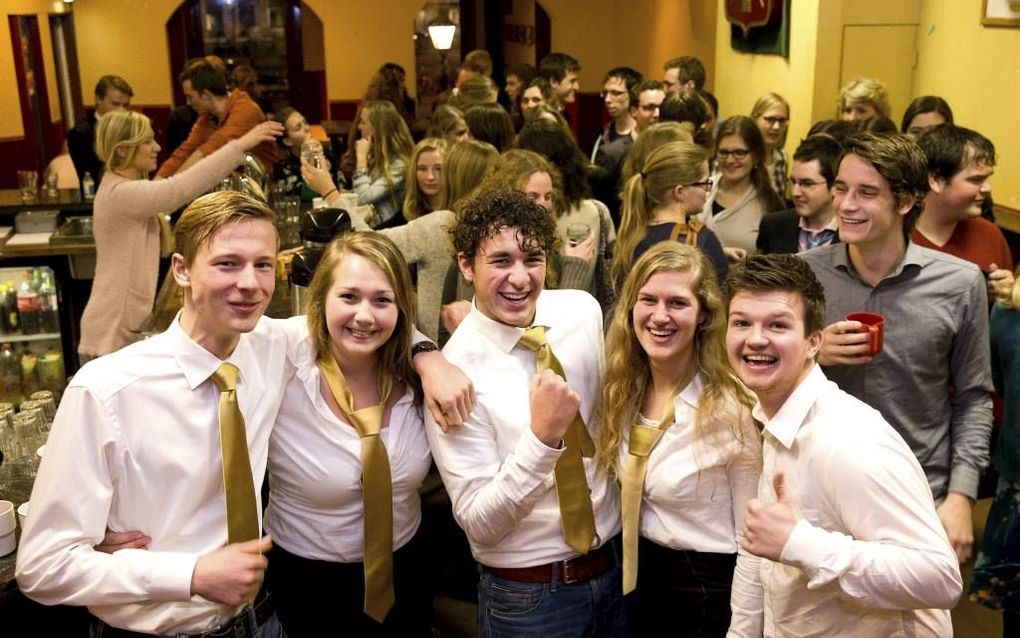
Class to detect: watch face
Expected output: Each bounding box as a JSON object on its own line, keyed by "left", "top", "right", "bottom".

{"left": 412, "top": 341, "right": 439, "bottom": 356}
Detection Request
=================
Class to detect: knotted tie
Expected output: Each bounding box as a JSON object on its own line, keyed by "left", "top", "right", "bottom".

{"left": 518, "top": 325, "right": 596, "bottom": 554}
{"left": 209, "top": 363, "right": 259, "bottom": 545}
{"left": 621, "top": 378, "right": 688, "bottom": 594}
{"left": 319, "top": 352, "right": 395, "bottom": 623}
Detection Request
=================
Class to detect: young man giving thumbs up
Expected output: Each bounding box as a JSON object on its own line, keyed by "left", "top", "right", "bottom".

{"left": 722, "top": 254, "right": 962, "bottom": 638}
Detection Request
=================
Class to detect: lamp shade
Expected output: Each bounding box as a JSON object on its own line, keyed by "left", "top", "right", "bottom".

{"left": 428, "top": 23, "right": 456, "bottom": 50}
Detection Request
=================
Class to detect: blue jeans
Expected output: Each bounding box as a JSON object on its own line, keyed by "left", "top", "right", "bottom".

{"left": 477, "top": 559, "right": 627, "bottom": 637}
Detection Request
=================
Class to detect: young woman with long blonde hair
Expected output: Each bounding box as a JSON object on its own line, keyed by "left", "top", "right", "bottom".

{"left": 597, "top": 242, "right": 761, "bottom": 636}
{"left": 353, "top": 100, "right": 415, "bottom": 227}
{"left": 265, "top": 232, "right": 433, "bottom": 636}
{"left": 402, "top": 138, "right": 448, "bottom": 221}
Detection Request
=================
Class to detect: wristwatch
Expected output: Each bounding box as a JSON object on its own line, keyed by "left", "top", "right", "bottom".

{"left": 411, "top": 341, "right": 439, "bottom": 357}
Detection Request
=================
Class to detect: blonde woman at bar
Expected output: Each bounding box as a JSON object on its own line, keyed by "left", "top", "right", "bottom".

{"left": 78, "top": 110, "right": 280, "bottom": 361}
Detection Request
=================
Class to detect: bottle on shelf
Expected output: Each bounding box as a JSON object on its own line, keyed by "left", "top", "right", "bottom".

{"left": 0, "top": 284, "right": 13, "bottom": 335}
{"left": 38, "top": 270, "right": 59, "bottom": 334}
{"left": 38, "top": 347, "right": 66, "bottom": 398}
{"left": 21, "top": 348, "right": 39, "bottom": 397}
{"left": 0, "top": 343, "right": 23, "bottom": 404}
{"left": 82, "top": 171, "right": 96, "bottom": 200}
{"left": 17, "top": 271, "right": 41, "bottom": 335}
{"left": 2, "top": 283, "right": 19, "bottom": 334}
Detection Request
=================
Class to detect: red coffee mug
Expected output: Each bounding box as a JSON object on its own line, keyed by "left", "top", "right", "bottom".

{"left": 845, "top": 312, "right": 884, "bottom": 356}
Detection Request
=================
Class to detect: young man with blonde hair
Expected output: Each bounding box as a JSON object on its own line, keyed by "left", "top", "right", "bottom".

{"left": 18, "top": 192, "right": 472, "bottom": 636}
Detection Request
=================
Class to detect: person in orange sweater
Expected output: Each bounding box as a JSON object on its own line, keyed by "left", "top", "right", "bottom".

{"left": 156, "top": 59, "right": 280, "bottom": 178}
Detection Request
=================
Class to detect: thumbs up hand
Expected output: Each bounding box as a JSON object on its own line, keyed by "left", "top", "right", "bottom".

{"left": 741, "top": 472, "right": 803, "bottom": 562}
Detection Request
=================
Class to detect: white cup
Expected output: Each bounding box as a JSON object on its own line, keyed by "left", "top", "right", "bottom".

{"left": 17, "top": 501, "right": 30, "bottom": 528}
{"left": 0, "top": 500, "right": 15, "bottom": 556}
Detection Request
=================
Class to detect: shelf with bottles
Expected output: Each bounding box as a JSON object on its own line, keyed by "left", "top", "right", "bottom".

{"left": 0, "top": 266, "right": 60, "bottom": 339}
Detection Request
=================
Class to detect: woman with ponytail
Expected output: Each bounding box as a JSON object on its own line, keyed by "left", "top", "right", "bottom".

{"left": 612, "top": 140, "right": 728, "bottom": 291}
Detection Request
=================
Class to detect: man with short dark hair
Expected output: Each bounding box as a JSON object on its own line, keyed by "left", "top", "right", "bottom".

{"left": 426, "top": 187, "right": 623, "bottom": 637}
{"left": 504, "top": 62, "right": 536, "bottom": 106}
{"left": 757, "top": 135, "right": 843, "bottom": 254}
{"left": 157, "top": 60, "right": 279, "bottom": 178}
{"left": 801, "top": 132, "right": 994, "bottom": 565}
{"left": 594, "top": 80, "right": 664, "bottom": 178}
{"left": 663, "top": 56, "right": 705, "bottom": 93}
{"left": 725, "top": 253, "right": 961, "bottom": 637}
{"left": 538, "top": 52, "right": 581, "bottom": 110}
{"left": 67, "top": 75, "right": 133, "bottom": 187}
{"left": 590, "top": 67, "right": 641, "bottom": 160}
{"left": 912, "top": 124, "right": 1014, "bottom": 296}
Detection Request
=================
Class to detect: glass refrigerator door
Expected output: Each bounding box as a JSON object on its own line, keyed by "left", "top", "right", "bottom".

{"left": 0, "top": 265, "right": 67, "bottom": 406}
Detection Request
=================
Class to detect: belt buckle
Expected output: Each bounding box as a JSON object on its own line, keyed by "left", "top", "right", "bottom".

{"left": 560, "top": 558, "right": 581, "bottom": 584}
{"left": 232, "top": 606, "right": 257, "bottom": 638}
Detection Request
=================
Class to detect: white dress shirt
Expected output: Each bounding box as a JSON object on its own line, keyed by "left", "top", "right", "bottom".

{"left": 16, "top": 315, "right": 291, "bottom": 635}
{"left": 264, "top": 330, "right": 431, "bottom": 561}
{"left": 425, "top": 289, "right": 621, "bottom": 568}
{"left": 627, "top": 374, "right": 763, "bottom": 636}
{"left": 730, "top": 365, "right": 962, "bottom": 638}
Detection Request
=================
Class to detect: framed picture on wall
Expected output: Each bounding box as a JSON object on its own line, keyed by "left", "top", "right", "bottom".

{"left": 982, "top": 0, "right": 1020, "bottom": 27}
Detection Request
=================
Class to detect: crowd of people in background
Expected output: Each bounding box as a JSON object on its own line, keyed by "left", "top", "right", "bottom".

{"left": 14, "top": 45, "right": 1020, "bottom": 638}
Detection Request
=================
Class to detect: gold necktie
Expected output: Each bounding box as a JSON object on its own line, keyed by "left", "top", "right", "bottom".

{"left": 319, "top": 352, "right": 395, "bottom": 623}
{"left": 209, "top": 363, "right": 259, "bottom": 545}
{"left": 621, "top": 378, "right": 687, "bottom": 594}
{"left": 518, "top": 325, "right": 596, "bottom": 555}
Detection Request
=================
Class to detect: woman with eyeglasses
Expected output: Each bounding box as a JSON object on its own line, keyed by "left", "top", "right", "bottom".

{"left": 698, "top": 116, "right": 784, "bottom": 262}
{"left": 751, "top": 93, "right": 791, "bottom": 200}
{"left": 613, "top": 140, "right": 729, "bottom": 290}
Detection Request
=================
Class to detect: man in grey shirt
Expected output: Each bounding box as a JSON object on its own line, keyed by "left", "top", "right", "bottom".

{"left": 800, "top": 132, "right": 993, "bottom": 565}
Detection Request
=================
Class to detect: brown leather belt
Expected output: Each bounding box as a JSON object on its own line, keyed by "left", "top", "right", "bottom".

{"left": 485, "top": 540, "right": 615, "bottom": 584}
{"left": 94, "top": 591, "right": 275, "bottom": 638}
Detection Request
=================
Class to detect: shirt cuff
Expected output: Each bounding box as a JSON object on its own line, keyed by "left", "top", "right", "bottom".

{"left": 948, "top": 465, "right": 980, "bottom": 501}
{"left": 145, "top": 551, "right": 200, "bottom": 600}
{"left": 779, "top": 518, "right": 844, "bottom": 583}
{"left": 514, "top": 427, "right": 564, "bottom": 480}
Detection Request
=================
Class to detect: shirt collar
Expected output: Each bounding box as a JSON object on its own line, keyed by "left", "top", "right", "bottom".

{"left": 832, "top": 240, "right": 925, "bottom": 282}
{"left": 677, "top": 373, "right": 704, "bottom": 410}
{"left": 169, "top": 312, "right": 256, "bottom": 391}
{"left": 753, "top": 364, "right": 826, "bottom": 449}
{"left": 467, "top": 290, "right": 554, "bottom": 354}
{"left": 797, "top": 215, "right": 839, "bottom": 235}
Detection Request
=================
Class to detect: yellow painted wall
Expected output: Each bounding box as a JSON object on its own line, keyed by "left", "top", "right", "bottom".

{"left": 712, "top": 1, "right": 820, "bottom": 159}
{"left": 914, "top": 1, "right": 1020, "bottom": 209}
{"left": 68, "top": 0, "right": 712, "bottom": 108}
{"left": 0, "top": 0, "right": 67, "bottom": 139}
{"left": 542, "top": 0, "right": 714, "bottom": 91}
{"left": 74, "top": 0, "right": 179, "bottom": 106}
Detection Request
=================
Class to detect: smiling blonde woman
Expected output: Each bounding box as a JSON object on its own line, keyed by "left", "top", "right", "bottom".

{"left": 77, "top": 110, "right": 280, "bottom": 361}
